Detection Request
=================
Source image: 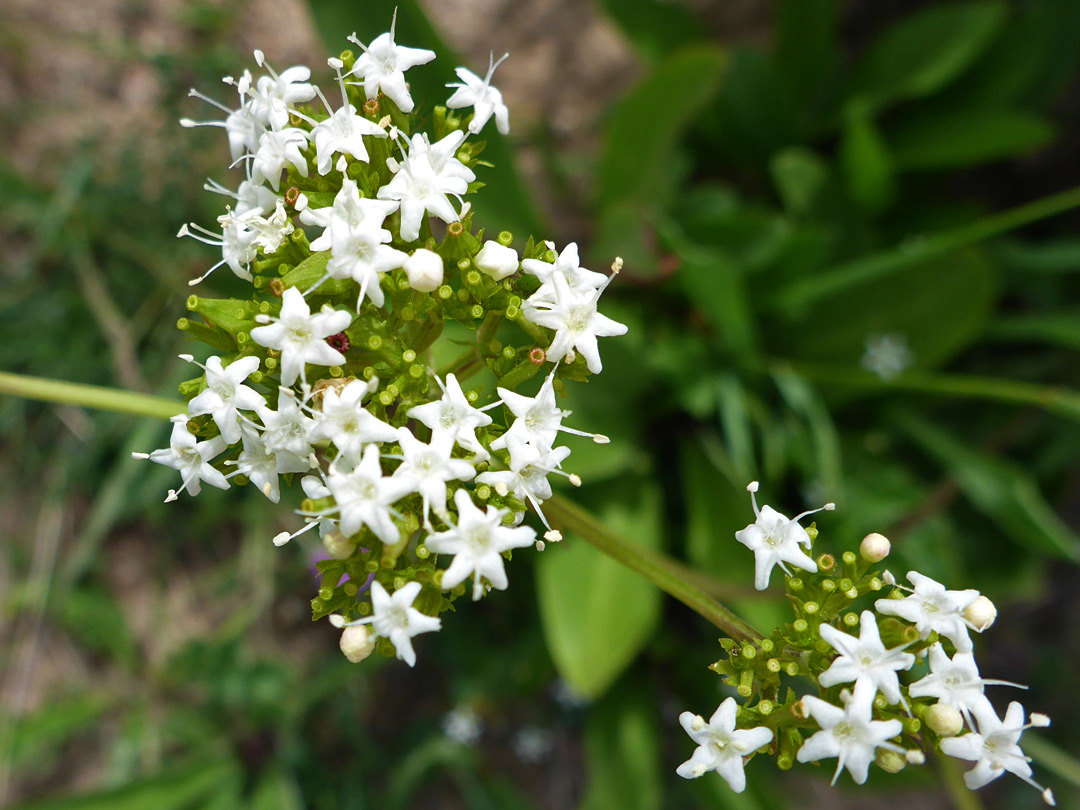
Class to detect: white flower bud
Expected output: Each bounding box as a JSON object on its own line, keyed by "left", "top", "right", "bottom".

{"left": 339, "top": 625, "right": 375, "bottom": 663}
{"left": 404, "top": 249, "right": 444, "bottom": 292}
{"left": 322, "top": 530, "right": 356, "bottom": 560}
{"left": 875, "top": 748, "right": 906, "bottom": 773}
{"left": 963, "top": 595, "right": 997, "bottom": 632}
{"left": 474, "top": 240, "right": 519, "bottom": 280}
{"left": 925, "top": 702, "right": 964, "bottom": 737}
{"left": 859, "top": 532, "right": 891, "bottom": 562}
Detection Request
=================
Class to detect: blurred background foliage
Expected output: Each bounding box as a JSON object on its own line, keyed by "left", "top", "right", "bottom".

{"left": 2, "top": 0, "right": 1080, "bottom": 808}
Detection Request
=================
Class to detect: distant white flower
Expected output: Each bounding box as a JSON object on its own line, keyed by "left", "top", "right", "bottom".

{"left": 182, "top": 354, "right": 265, "bottom": 444}
{"left": 443, "top": 704, "right": 483, "bottom": 745}
{"left": 406, "top": 372, "right": 494, "bottom": 459}
{"left": 861, "top": 332, "right": 913, "bottom": 381}
{"left": 426, "top": 488, "right": 536, "bottom": 600}
{"left": 513, "top": 726, "right": 552, "bottom": 762}
{"left": 818, "top": 610, "right": 915, "bottom": 706}
{"left": 735, "top": 482, "right": 834, "bottom": 591}
{"left": 133, "top": 415, "right": 229, "bottom": 501}
{"left": 392, "top": 428, "right": 475, "bottom": 527}
{"left": 796, "top": 684, "right": 905, "bottom": 785}
{"left": 676, "top": 697, "right": 773, "bottom": 792}
{"left": 940, "top": 699, "right": 1054, "bottom": 803}
{"left": 875, "top": 571, "right": 981, "bottom": 652}
{"left": 445, "top": 52, "right": 511, "bottom": 135}
{"left": 326, "top": 444, "right": 414, "bottom": 543}
{"left": 250, "top": 287, "right": 352, "bottom": 387}
{"left": 344, "top": 580, "right": 442, "bottom": 667}
{"left": 309, "top": 378, "right": 398, "bottom": 461}
{"left": 474, "top": 240, "right": 519, "bottom": 280}
{"left": 908, "top": 643, "right": 1026, "bottom": 725}
{"left": 347, "top": 13, "right": 436, "bottom": 114}
{"left": 250, "top": 127, "right": 310, "bottom": 191}
{"left": 491, "top": 369, "right": 607, "bottom": 451}
{"left": 403, "top": 248, "right": 444, "bottom": 292}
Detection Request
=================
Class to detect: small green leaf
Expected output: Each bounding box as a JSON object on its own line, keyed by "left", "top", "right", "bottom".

{"left": 889, "top": 108, "right": 1055, "bottom": 171}
{"left": 839, "top": 102, "right": 894, "bottom": 213}
{"left": 770, "top": 147, "right": 829, "bottom": 216}
{"left": 852, "top": 0, "right": 1007, "bottom": 108}
{"left": 536, "top": 481, "right": 662, "bottom": 699}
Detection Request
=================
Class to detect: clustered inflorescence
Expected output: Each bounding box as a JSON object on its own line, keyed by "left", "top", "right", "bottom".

{"left": 135, "top": 15, "right": 626, "bottom": 669}
{"left": 677, "top": 482, "right": 1056, "bottom": 805}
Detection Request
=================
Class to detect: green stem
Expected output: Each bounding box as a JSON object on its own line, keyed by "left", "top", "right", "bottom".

{"left": 785, "top": 361, "right": 1080, "bottom": 424}
{"left": 0, "top": 371, "right": 183, "bottom": 420}
{"left": 544, "top": 494, "right": 762, "bottom": 642}
{"left": 775, "top": 185, "right": 1080, "bottom": 313}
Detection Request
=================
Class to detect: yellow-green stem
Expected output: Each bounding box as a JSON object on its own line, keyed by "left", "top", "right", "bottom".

{"left": 0, "top": 372, "right": 182, "bottom": 420}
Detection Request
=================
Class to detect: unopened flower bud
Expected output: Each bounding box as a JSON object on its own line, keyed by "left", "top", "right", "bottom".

{"left": 925, "top": 702, "right": 963, "bottom": 737}
{"left": 860, "top": 532, "right": 891, "bottom": 562}
{"left": 339, "top": 625, "right": 375, "bottom": 663}
{"left": 905, "top": 749, "right": 925, "bottom": 765}
{"left": 963, "top": 595, "right": 997, "bottom": 632}
{"left": 475, "top": 240, "right": 520, "bottom": 280}
{"left": 404, "top": 249, "right": 444, "bottom": 292}
{"left": 875, "top": 748, "right": 906, "bottom": 773}
{"left": 323, "top": 531, "right": 356, "bottom": 560}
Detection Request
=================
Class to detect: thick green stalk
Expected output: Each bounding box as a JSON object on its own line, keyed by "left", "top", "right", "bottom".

{"left": 544, "top": 494, "right": 762, "bottom": 642}
{"left": 0, "top": 372, "right": 182, "bottom": 420}
{"left": 775, "top": 185, "right": 1080, "bottom": 313}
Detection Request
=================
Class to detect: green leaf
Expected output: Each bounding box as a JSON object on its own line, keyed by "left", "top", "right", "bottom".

{"left": 892, "top": 411, "right": 1080, "bottom": 561}
{"left": 57, "top": 586, "right": 138, "bottom": 668}
{"left": 536, "top": 481, "right": 662, "bottom": 699}
{"left": 597, "top": 0, "right": 706, "bottom": 62}
{"left": 771, "top": 369, "right": 842, "bottom": 496}
{"left": 307, "top": 0, "right": 544, "bottom": 240}
{"left": 838, "top": 102, "right": 894, "bottom": 213}
{"left": 769, "top": 147, "right": 829, "bottom": 216}
{"left": 852, "top": 1, "right": 1007, "bottom": 109}
{"left": 993, "top": 237, "right": 1080, "bottom": 274}
{"left": 247, "top": 770, "right": 304, "bottom": 810}
{"left": 595, "top": 46, "right": 728, "bottom": 274}
{"left": 986, "top": 310, "right": 1080, "bottom": 351}
{"left": 889, "top": 108, "right": 1055, "bottom": 171}
{"left": 578, "top": 684, "right": 661, "bottom": 810}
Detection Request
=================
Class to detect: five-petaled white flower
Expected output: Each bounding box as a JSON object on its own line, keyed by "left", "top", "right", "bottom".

{"left": 250, "top": 127, "right": 310, "bottom": 191}
{"left": 875, "top": 571, "right": 981, "bottom": 652}
{"left": 133, "top": 415, "right": 229, "bottom": 501}
{"left": 426, "top": 488, "right": 536, "bottom": 600}
{"left": 256, "top": 389, "right": 317, "bottom": 459}
{"left": 306, "top": 59, "right": 387, "bottom": 174}
{"left": 391, "top": 428, "right": 476, "bottom": 527}
{"left": 335, "top": 580, "right": 442, "bottom": 667}
{"left": 521, "top": 241, "right": 606, "bottom": 297}
{"left": 309, "top": 378, "right": 398, "bottom": 461}
{"left": 250, "top": 287, "right": 352, "bottom": 387}
{"left": 491, "top": 369, "right": 607, "bottom": 452}
{"left": 818, "top": 610, "right": 916, "bottom": 707}
{"left": 445, "top": 52, "right": 511, "bottom": 135}
{"left": 406, "top": 372, "right": 494, "bottom": 460}
{"left": 325, "top": 444, "right": 414, "bottom": 544}
{"left": 735, "top": 481, "right": 834, "bottom": 591}
{"left": 676, "top": 697, "right": 773, "bottom": 792}
{"left": 378, "top": 131, "right": 474, "bottom": 242}
{"left": 347, "top": 13, "right": 436, "bottom": 114}
{"left": 182, "top": 354, "right": 265, "bottom": 444}
{"left": 908, "top": 643, "right": 1026, "bottom": 725}
{"left": 796, "top": 684, "right": 906, "bottom": 785}
{"left": 232, "top": 426, "right": 309, "bottom": 503}
{"left": 940, "top": 699, "right": 1054, "bottom": 804}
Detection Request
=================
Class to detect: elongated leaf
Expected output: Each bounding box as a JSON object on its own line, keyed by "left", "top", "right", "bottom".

{"left": 306, "top": 0, "right": 544, "bottom": 240}
{"left": 986, "top": 311, "right": 1080, "bottom": 350}
{"left": 852, "top": 1, "right": 1007, "bottom": 109}
{"left": 889, "top": 108, "right": 1055, "bottom": 171}
{"left": 578, "top": 684, "right": 661, "bottom": 810}
{"left": 893, "top": 411, "right": 1080, "bottom": 560}
{"left": 839, "top": 102, "right": 894, "bottom": 213}
{"left": 536, "top": 481, "right": 662, "bottom": 698}
{"left": 770, "top": 147, "right": 829, "bottom": 216}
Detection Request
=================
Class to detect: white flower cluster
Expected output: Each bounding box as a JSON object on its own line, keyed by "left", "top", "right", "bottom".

{"left": 678, "top": 484, "right": 1055, "bottom": 805}
{"left": 136, "top": 18, "right": 627, "bottom": 669}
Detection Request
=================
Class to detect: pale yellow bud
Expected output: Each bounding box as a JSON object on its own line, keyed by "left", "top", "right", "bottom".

{"left": 963, "top": 595, "right": 997, "bottom": 632}
{"left": 859, "top": 532, "right": 891, "bottom": 562}
{"left": 339, "top": 625, "right": 375, "bottom": 663}
{"left": 925, "top": 702, "right": 964, "bottom": 737}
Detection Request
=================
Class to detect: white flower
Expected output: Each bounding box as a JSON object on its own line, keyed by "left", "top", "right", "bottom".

{"left": 406, "top": 372, "right": 494, "bottom": 460}
{"left": 875, "top": 571, "right": 981, "bottom": 652}
{"left": 324, "top": 219, "right": 409, "bottom": 309}
{"left": 232, "top": 427, "right": 309, "bottom": 503}
{"left": 180, "top": 79, "right": 261, "bottom": 160}
{"left": 443, "top": 704, "right": 483, "bottom": 745}
{"left": 326, "top": 444, "right": 414, "bottom": 543}
{"left": 445, "top": 52, "right": 511, "bottom": 135}
{"left": 426, "top": 488, "right": 536, "bottom": 600}
{"left": 182, "top": 354, "right": 265, "bottom": 444}
{"left": 940, "top": 699, "right": 1054, "bottom": 803}
{"left": 907, "top": 643, "right": 1025, "bottom": 725}
{"left": 735, "top": 482, "right": 834, "bottom": 591}
{"left": 475, "top": 436, "right": 575, "bottom": 538}
{"left": 256, "top": 389, "right": 317, "bottom": 459}
{"left": 861, "top": 332, "right": 913, "bottom": 381}
{"left": 963, "top": 596, "right": 997, "bottom": 632}
{"left": 676, "top": 697, "right": 773, "bottom": 791}
{"left": 796, "top": 684, "right": 905, "bottom": 785}
{"left": 490, "top": 369, "right": 607, "bottom": 452}
{"left": 203, "top": 177, "right": 279, "bottom": 218}
{"left": 250, "top": 127, "right": 310, "bottom": 191}
{"left": 249, "top": 50, "right": 316, "bottom": 130}
{"left": 474, "top": 240, "right": 519, "bottom": 280}
{"left": 309, "top": 378, "right": 398, "bottom": 460}
{"left": 245, "top": 199, "right": 295, "bottom": 255}
{"left": 250, "top": 287, "right": 352, "bottom": 387}
{"left": 351, "top": 580, "right": 442, "bottom": 667}
{"left": 177, "top": 214, "right": 258, "bottom": 285}
{"left": 521, "top": 271, "right": 627, "bottom": 374}
{"left": 133, "top": 415, "right": 229, "bottom": 501}
{"left": 347, "top": 13, "right": 436, "bottom": 114}
{"left": 403, "top": 248, "right": 444, "bottom": 292}
{"left": 513, "top": 727, "right": 552, "bottom": 763}
{"left": 391, "top": 428, "right": 475, "bottom": 527}
{"left": 302, "top": 178, "right": 399, "bottom": 251}
{"left": 521, "top": 242, "right": 606, "bottom": 297}
{"left": 818, "top": 610, "right": 915, "bottom": 706}
{"left": 377, "top": 131, "right": 474, "bottom": 242}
